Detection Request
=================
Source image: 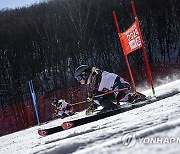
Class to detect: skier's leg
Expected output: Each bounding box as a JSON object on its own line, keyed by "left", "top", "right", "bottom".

{"left": 64, "top": 110, "right": 70, "bottom": 116}
{"left": 96, "top": 97, "right": 118, "bottom": 114}
{"left": 113, "top": 77, "right": 131, "bottom": 104}
{"left": 58, "top": 110, "right": 64, "bottom": 116}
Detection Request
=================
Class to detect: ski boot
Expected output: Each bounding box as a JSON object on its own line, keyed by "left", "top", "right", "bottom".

{"left": 128, "top": 92, "right": 147, "bottom": 103}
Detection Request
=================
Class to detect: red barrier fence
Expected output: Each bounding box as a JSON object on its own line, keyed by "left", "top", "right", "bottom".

{"left": 0, "top": 86, "right": 88, "bottom": 137}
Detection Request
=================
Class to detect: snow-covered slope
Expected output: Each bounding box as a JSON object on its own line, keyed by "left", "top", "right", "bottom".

{"left": 0, "top": 79, "right": 180, "bottom": 154}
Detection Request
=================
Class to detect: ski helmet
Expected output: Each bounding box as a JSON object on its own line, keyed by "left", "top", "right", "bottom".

{"left": 74, "top": 65, "right": 92, "bottom": 83}
{"left": 51, "top": 98, "right": 58, "bottom": 107}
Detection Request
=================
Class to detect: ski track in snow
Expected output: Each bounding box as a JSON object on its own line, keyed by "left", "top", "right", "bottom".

{"left": 0, "top": 80, "right": 180, "bottom": 154}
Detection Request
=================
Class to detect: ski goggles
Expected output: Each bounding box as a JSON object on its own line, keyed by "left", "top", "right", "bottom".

{"left": 75, "top": 75, "right": 83, "bottom": 82}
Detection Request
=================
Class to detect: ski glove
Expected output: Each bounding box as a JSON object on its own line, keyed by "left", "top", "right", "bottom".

{"left": 86, "top": 92, "right": 94, "bottom": 102}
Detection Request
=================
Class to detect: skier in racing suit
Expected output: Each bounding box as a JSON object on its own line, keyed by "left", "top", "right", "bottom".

{"left": 51, "top": 98, "right": 74, "bottom": 118}
{"left": 74, "top": 65, "right": 134, "bottom": 114}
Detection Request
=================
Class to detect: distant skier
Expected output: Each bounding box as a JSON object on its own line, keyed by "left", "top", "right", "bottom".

{"left": 74, "top": 65, "right": 140, "bottom": 114}
{"left": 51, "top": 98, "right": 74, "bottom": 118}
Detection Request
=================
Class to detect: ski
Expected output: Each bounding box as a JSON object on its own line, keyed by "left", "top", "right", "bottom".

{"left": 62, "top": 122, "right": 75, "bottom": 130}
{"left": 61, "top": 91, "right": 179, "bottom": 131}
{"left": 38, "top": 91, "right": 179, "bottom": 136}
{"left": 38, "top": 125, "right": 63, "bottom": 136}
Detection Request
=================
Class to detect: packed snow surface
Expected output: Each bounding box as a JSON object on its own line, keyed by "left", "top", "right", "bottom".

{"left": 0, "top": 79, "right": 180, "bottom": 154}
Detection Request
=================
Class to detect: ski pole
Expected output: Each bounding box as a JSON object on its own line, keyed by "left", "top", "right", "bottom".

{"left": 94, "top": 87, "right": 129, "bottom": 98}
{"left": 71, "top": 100, "right": 87, "bottom": 106}
{"left": 71, "top": 87, "right": 129, "bottom": 106}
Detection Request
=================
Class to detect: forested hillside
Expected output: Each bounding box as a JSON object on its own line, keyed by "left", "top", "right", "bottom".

{"left": 0, "top": 0, "right": 179, "bottom": 107}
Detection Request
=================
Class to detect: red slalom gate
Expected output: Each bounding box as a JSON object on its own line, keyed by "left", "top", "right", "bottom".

{"left": 112, "top": 0, "right": 155, "bottom": 96}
